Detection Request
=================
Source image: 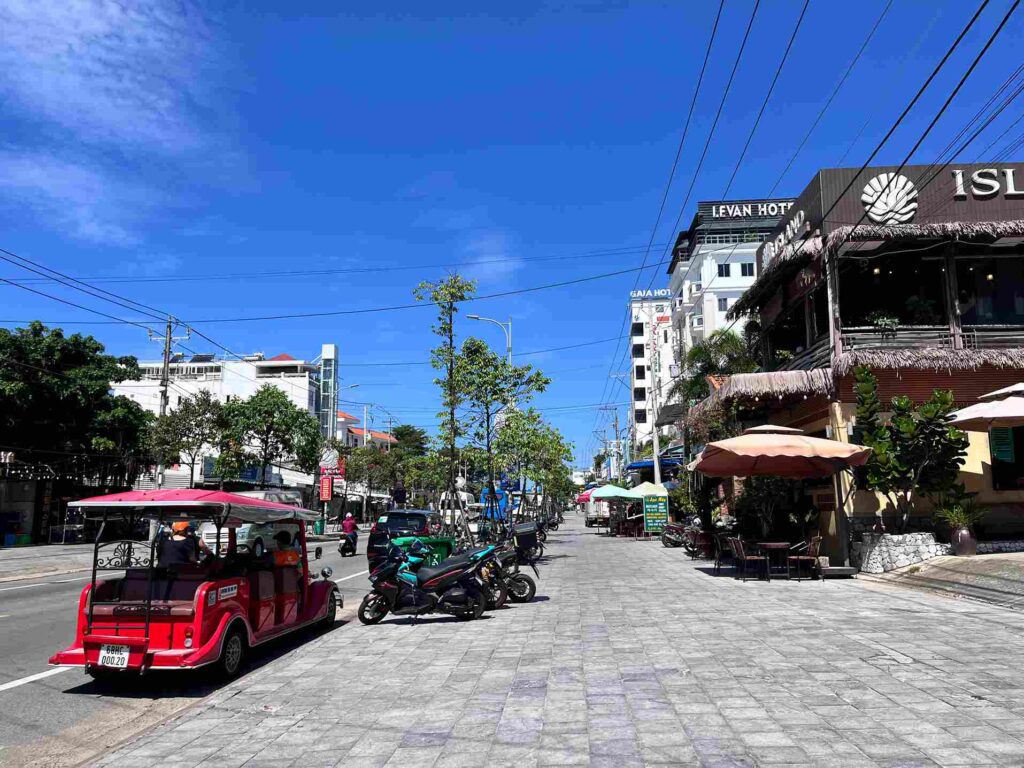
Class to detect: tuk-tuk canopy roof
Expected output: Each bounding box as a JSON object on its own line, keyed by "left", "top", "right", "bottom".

{"left": 69, "top": 489, "right": 319, "bottom": 523}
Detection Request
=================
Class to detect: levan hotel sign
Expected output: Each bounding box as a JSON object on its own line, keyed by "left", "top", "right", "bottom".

{"left": 758, "top": 163, "right": 1024, "bottom": 268}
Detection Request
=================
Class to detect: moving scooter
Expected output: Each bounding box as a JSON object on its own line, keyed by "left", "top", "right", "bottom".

{"left": 338, "top": 532, "right": 357, "bottom": 557}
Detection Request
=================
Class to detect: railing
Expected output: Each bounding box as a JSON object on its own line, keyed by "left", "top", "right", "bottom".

{"left": 774, "top": 337, "right": 832, "bottom": 371}
{"left": 964, "top": 325, "right": 1024, "bottom": 348}
{"left": 840, "top": 326, "right": 954, "bottom": 351}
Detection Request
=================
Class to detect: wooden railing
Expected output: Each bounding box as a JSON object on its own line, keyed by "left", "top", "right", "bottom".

{"left": 774, "top": 337, "right": 832, "bottom": 371}
{"left": 840, "top": 326, "right": 954, "bottom": 351}
{"left": 964, "top": 325, "right": 1024, "bottom": 348}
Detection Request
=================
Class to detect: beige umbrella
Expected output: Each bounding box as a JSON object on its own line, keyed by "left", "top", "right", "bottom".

{"left": 631, "top": 481, "right": 668, "bottom": 496}
{"left": 950, "top": 394, "right": 1024, "bottom": 430}
{"left": 980, "top": 383, "right": 1024, "bottom": 400}
{"left": 693, "top": 425, "right": 872, "bottom": 479}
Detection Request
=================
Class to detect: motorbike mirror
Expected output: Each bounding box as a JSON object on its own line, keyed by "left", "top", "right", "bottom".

{"left": 314, "top": 546, "right": 323, "bottom": 560}
{"left": 320, "top": 566, "right": 333, "bottom": 579}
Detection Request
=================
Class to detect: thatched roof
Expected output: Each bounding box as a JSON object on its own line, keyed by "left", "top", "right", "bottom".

{"left": 655, "top": 402, "right": 688, "bottom": 428}
{"left": 730, "top": 219, "right": 1024, "bottom": 320}
{"left": 834, "top": 348, "right": 1024, "bottom": 377}
{"left": 684, "top": 369, "right": 834, "bottom": 429}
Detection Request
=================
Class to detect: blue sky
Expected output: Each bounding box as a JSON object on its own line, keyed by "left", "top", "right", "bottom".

{"left": 1, "top": 0, "right": 1022, "bottom": 465}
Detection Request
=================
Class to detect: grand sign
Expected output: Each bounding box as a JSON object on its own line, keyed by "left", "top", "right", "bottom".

{"left": 757, "top": 163, "right": 1024, "bottom": 268}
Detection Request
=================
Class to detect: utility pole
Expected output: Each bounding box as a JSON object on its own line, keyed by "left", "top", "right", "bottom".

{"left": 648, "top": 307, "right": 663, "bottom": 486}
{"left": 362, "top": 404, "right": 368, "bottom": 448}
{"left": 386, "top": 415, "right": 393, "bottom": 453}
{"left": 148, "top": 317, "right": 190, "bottom": 490}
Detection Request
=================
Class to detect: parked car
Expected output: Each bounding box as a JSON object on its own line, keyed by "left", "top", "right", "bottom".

{"left": 198, "top": 520, "right": 293, "bottom": 558}
{"left": 366, "top": 511, "right": 431, "bottom": 569}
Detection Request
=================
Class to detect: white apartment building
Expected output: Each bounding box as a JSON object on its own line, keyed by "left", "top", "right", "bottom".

{"left": 113, "top": 344, "right": 339, "bottom": 488}
{"left": 668, "top": 199, "right": 796, "bottom": 363}
{"left": 627, "top": 290, "right": 677, "bottom": 447}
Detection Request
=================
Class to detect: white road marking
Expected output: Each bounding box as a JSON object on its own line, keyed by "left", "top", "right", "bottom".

{"left": 334, "top": 571, "right": 368, "bottom": 583}
{"left": 0, "top": 668, "right": 68, "bottom": 693}
{"left": 0, "top": 576, "right": 90, "bottom": 593}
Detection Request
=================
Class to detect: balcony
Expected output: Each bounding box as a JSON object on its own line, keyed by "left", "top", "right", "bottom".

{"left": 840, "top": 325, "right": 955, "bottom": 352}
{"left": 775, "top": 337, "right": 832, "bottom": 371}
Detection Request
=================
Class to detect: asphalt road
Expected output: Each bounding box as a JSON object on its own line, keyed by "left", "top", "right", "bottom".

{"left": 0, "top": 537, "right": 372, "bottom": 767}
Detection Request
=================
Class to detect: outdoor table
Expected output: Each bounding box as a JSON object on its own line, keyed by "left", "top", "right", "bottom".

{"left": 757, "top": 542, "right": 791, "bottom": 577}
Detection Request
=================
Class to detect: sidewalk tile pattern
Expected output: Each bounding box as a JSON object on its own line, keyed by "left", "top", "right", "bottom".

{"left": 93, "top": 518, "right": 1024, "bottom": 767}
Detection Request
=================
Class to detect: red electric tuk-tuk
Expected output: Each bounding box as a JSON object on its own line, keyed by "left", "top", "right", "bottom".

{"left": 49, "top": 489, "right": 340, "bottom": 680}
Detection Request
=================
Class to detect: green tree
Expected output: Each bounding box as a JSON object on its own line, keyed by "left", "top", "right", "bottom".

{"left": 391, "top": 424, "right": 429, "bottom": 457}
{"left": 221, "top": 385, "right": 311, "bottom": 487}
{"left": 151, "top": 390, "right": 223, "bottom": 488}
{"left": 460, "top": 336, "right": 549, "bottom": 512}
{"left": 414, "top": 274, "right": 476, "bottom": 534}
{"left": 668, "top": 329, "right": 758, "bottom": 404}
{"left": 854, "top": 366, "right": 969, "bottom": 532}
{"left": 0, "top": 322, "right": 149, "bottom": 485}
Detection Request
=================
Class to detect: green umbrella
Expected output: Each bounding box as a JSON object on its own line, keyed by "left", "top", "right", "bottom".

{"left": 590, "top": 484, "right": 643, "bottom": 501}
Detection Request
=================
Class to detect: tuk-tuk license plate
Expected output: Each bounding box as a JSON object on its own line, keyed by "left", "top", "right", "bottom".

{"left": 98, "top": 644, "right": 130, "bottom": 668}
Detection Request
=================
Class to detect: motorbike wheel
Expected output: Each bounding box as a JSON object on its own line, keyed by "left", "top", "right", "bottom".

{"left": 358, "top": 593, "right": 389, "bottom": 625}
{"left": 486, "top": 579, "right": 508, "bottom": 610}
{"left": 461, "top": 593, "right": 486, "bottom": 620}
{"left": 662, "top": 533, "right": 677, "bottom": 548}
{"left": 538, "top": 530, "right": 547, "bottom": 543}
{"left": 507, "top": 573, "right": 536, "bottom": 603}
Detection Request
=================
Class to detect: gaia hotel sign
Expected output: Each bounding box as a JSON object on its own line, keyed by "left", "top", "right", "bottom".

{"left": 630, "top": 288, "right": 671, "bottom": 300}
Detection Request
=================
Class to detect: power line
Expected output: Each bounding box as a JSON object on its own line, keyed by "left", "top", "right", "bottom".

{"left": 0, "top": 242, "right": 673, "bottom": 286}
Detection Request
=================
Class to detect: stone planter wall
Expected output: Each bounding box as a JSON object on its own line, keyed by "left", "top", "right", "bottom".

{"left": 851, "top": 532, "right": 952, "bottom": 574}
{"left": 977, "top": 540, "right": 1024, "bottom": 554}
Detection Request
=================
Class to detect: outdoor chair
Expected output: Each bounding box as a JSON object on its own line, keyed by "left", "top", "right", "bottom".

{"left": 713, "top": 534, "right": 733, "bottom": 576}
{"left": 732, "top": 538, "right": 769, "bottom": 582}
{"left": 787, "top": 536, "right": 822, "bottom": 581}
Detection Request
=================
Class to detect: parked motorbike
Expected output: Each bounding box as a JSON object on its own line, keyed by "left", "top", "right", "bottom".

{"left": 661, "top": 522, "right": 686, "bottom": 548}
{"left": 357, "top": 541, "right": 487, "bottom": 624}
{"left": 495, "top": 549, "right": 537, "bottom": 603}
{"left": 338, "top": 532, "right": 357, "bottom": 557}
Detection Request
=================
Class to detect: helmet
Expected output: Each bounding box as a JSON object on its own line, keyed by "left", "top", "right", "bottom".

{"left": 171, "top": 522, "right": 190, "bottom": 534}
{"left": 345, "top": 512, "right": 353, "bottom": 519}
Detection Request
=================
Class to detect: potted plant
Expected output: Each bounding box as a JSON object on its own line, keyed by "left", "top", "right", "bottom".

{"left": 934, "top": 500, "right": 986, "bottom": 556}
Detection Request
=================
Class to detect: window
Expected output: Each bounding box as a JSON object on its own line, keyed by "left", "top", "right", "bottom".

{"left": 662, "top": 329, "right": 668, "bottom": 343}
{"left": 718, "top": 298, "right": 728, "bottom": 312}
{"left": 631, "top": 343, "right": 645, "bottom": 359}
{"left": 741, "top": 262, "right": 755, "bottom": 277}
{"left": 691, "top": 316, "right": 704, "bottom": 328}
{"left": 991, "top": 427, "right": 1024, "bottom": 490}
{"left": 634, "top": 409, "right": 647, "bottom": 424}
{"left": 635, "top": 364, "right": 646, "bottom": 380}
{"left": 631, "top": 322, "right": 644, "bottom": 337}
{"left": 633, "top": 387, "right": 646, "bottom": 402}
{"left": 718, "top": 263, "right": 731, "bottom": 278}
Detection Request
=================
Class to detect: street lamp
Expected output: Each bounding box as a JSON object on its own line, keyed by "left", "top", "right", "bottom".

{"left": 467, "top": 314, "right": 512, "bottom": 363}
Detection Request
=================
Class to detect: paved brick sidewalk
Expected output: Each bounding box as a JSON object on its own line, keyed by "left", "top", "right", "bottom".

{"left": 95, "top": 518, "right": 1024, "bottom": 767}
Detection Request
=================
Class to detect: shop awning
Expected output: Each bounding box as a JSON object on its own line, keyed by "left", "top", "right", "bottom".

{"left": 625, "top": 458, "right": 684, "bottom": 471}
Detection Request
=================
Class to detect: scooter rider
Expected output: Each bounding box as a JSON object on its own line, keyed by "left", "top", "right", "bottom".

{"left": 341, "top": 512, "right": 359, "bottom": 548}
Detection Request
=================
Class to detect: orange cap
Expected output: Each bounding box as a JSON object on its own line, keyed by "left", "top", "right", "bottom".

{"left": 171, "top": 522, "right": 190, "bottom": 533}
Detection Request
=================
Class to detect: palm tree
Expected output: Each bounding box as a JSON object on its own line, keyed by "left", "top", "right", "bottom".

{"left": 668, "top": 329, "right": 758, "bottom": 405}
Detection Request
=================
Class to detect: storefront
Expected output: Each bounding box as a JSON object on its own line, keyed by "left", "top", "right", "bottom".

{"left": 710, "top": 163, "right": 1024, "bottom": 552}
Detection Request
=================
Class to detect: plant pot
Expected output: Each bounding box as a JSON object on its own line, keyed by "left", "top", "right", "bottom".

{"left": 951, "top": 527, "right": 977, "bottom": 557}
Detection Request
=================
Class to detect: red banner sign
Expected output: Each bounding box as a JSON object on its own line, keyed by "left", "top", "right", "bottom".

{"left": 319, "top": 475, "right": 333, "bottom": 500}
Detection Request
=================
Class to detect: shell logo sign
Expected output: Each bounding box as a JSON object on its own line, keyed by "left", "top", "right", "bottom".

{"left": 861, "top": 172, "right": 919, "bottom": 225}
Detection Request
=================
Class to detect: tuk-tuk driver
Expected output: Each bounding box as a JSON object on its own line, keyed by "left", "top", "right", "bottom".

{"left": 158, "top": 522, "right": 212, "bottom": 567}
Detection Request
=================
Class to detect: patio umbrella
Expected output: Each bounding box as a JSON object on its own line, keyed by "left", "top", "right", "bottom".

{"left": 631, "top": 481, "right": 669, "bottom": 497}
{"left": 980, "top": 383, "right": 1024, "bottom": 399}
{"left": 950, "top": 390, "right": 1024, "bottom": 430}
{"left": 693, "top": 425, "right": 872, "bottom": 479}
{"left": 575, "top": 488, "right": 593, "bottom": 504}
{"left": 590, "top": 484, "right": 643, "bottom": 501}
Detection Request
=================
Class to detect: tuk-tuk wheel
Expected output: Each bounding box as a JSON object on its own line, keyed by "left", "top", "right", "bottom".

{"left": 321, "top": 590, "right": 338, "bottom": 626}
{"left": 251, "top": 540, "right": 265, "bottom": 558}
{"left": 218, "top": 628, "right": 247, "bottom": 679}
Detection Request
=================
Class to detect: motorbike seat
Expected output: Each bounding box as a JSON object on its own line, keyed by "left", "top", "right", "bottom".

{"left": 416, "top": 559, "right": 470, "bottom": 585}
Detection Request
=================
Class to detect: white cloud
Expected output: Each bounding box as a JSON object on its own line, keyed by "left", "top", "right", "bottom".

{"left": 0, "top": 0, "right": 232, "bottom": 245}
{"left": 461, "top": 230, "right": 524, "bottom": 284}
{"left": 0, "top": 0, "right": 217, "bottom": 152}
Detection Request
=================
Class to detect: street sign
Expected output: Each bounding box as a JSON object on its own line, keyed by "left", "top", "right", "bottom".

{"left": 319, "top": 475, "right": 333, "bottom": 500}
{"left": 643, "top": 494, "right": 668, "bottom": 533}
